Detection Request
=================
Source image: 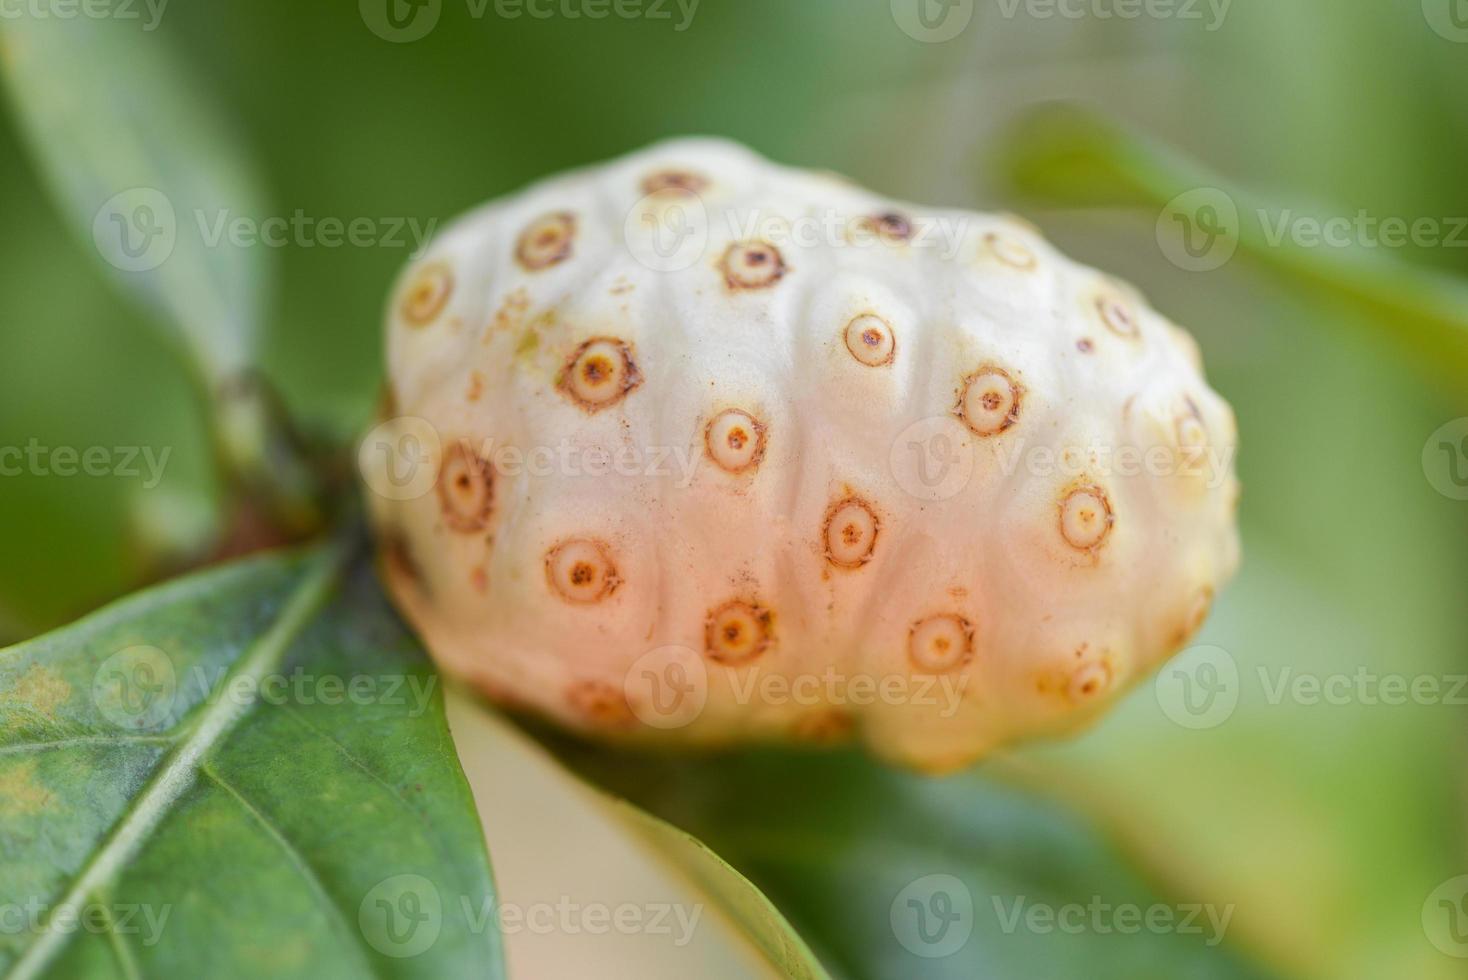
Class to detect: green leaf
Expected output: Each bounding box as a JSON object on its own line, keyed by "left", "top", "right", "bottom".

{"left": 0, "top": 6, "right": 267, "bottom": 387}
{"left": 550, "top": 742, "right": 1280, "bottom": 980}
{"left": 450, "top": 704, "right": 829, "bottom": 980}
{"left": 0, "top": 9, "right": 324, "bottom": 540}
{"left": 606, "top": 802, "right": 830, "bottom": 980}
{"left": 995, "top": 103, "right": 1468, "bottom": 394}
{"left": 0, "top": 543, "right": 502, "bottom": 979}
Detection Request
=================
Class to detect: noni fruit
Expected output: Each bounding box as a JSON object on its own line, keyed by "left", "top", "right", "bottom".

{"left": 361, "top": 139, "right": 1240, "bottom": 772}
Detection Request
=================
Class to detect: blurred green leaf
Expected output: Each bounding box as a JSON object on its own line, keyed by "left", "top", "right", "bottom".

{"left": 0, "top": 543, "right": 502, "bottom": 979}
{"left": 607, "top": 802, "right": 831, "bottom": 980}
{"left": 467, "top": 710, "right": 828, "bottom": 980}
{"left": 995, "top": 98, "right": 1468, "bottom": 980}
{"left": 0, "top": 6, "right": 267, "bottom": 388}
{"left": 550, "top": 740, "right": 1280, "bottom": 980}
{"left": 0, "top": 210, "right": 215, "bottom": 638}
{"left": 0, "top": 9, "right": 326, "bottom": 546}
{"left": 997, "top": 103, "right": 1468, "bottom": 393}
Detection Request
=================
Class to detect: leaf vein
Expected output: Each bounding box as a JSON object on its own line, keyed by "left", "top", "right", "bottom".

{"left": 2, "top": 548, "right": 343, "bottom": 980}
{"left": 200, "top": 763, "right": 381, "bottom": 979}
{"left": 0, "top": 736, "right": 178, "bottom": 758}
{"left": 279, "top": 706, "right": 423, "bottom": 819}
{"left": 94, "top": 895, "right": 143, "bottom": 980}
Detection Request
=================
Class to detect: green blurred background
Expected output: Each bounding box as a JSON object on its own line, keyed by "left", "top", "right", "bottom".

{"left": 1, "top": 2, "right": 1465, "bottom": 977}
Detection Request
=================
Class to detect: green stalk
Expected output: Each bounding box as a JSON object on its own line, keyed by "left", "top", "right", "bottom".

{"left": 202, "top": 369, "right": 329, "bottom": 546}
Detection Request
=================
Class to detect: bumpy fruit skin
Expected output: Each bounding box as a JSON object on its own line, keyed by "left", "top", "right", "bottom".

{"left": 364, "top": 138, "right": 1240, "bottom": 773}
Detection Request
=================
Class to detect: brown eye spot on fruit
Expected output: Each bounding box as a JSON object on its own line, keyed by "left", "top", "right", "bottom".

{"left": 791, "top": 709, "right": 855, "bottom": 743}
{"left": 559, "top": 337, "right": 642, "bottom": 411}
{"left": 1096, "top": 294, "right": 1140, "bottom": 339}
{"left": 1076, "top": 338, "right": 1095, "bottom": 354}
{"left": 844, "top": 314, "right": 896, "bottom": 367}
{"left": 1067, "top": 661, "right": 1113, "bottom": 704}
{"left": 401, "top": 261, "right": 454, "bottom": 327}
{"left": 957, "top": 366, "right": 1022, "bottom": 437}
{"left": 437, "top": 440, "right": 494, "bottom": 532}
{"left": 566, "top": 680, "right": 635, "bottom": 729}
{"left": 642, "top": 170, "right": 709, "bottom": 196}
{"left": 720, "top": 240, "right": 787, "bottom": 290}
{"left": 1059, "top": 484, "right": 1114, "bottom": 552}
{"left": 861, "top": 212, "right": 914, "bottom": 243}
{"left": 908, "top": 614, "right": 975, "bottom": 673}
{"left": 705, "top": 600, "right": 773, "bottom": 665}
{"left": 546, "top": 538, "right": 621, "bottom": 604}
{"left": 705, "top": 409, "right": 767, "bottom": 473}
{"left": 983, "top": 232, "right": 1037, "bottom": 271}
{"left": 516, "top": 212, "right": 577, "bottom": 271}
{"left": 1174, "top": 398, "right": 1209, "bottom": 467}
{"left": 824, "top": 496, "right": 879, "bottom": 568}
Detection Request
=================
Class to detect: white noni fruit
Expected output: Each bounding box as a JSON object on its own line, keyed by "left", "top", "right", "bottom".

{"left": 362, "top": 138, "right": 1240, "bottom": 773}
